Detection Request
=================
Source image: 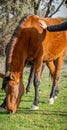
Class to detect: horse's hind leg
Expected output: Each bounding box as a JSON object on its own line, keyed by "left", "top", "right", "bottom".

{"left": 41, "top": 63, "right": 45, "bottom": 74}
{"left": 26, "top": 64, "right": 34, "bottom": 93}
{"left": 46, "top": 61, "right": 55, "bottom": 104}
{"left": 49, "top": 55, "right": 65, "bottom": 104}
{"left": 46, "top": 61, "right": 55, "bottom": 78}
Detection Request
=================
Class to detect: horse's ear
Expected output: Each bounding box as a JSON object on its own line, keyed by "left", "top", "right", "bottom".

{"left": 10, "top": 72, "right": 20, "bottom": 82}
{"left": 0, "top": 73, "right": 4, "bottom": 78}
{"left": 10, "top": 72, "right": 16, "bottom": 80}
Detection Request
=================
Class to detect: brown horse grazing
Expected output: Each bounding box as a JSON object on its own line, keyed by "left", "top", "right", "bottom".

{"left": 0, "top": 14, "right": 67, "bottom": 113}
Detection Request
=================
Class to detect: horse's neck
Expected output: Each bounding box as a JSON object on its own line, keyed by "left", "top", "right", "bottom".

{"left": 5, "top": 48, "right": 26, "bottom": 76}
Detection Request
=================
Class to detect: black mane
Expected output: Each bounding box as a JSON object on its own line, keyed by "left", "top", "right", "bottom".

{"left": 5, "top": 15, "right": 30, "bottom": 73}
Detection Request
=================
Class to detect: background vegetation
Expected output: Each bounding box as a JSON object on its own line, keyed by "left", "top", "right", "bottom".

{"left": 0, "top": 0, "right": 66, "bottom": 55}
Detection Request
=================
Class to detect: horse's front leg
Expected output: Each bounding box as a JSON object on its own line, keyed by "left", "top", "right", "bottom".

{"left": 49, "top": 77, "right": 59, "bottom": 104}
{"left": 31, "top": 60, "right": 42, "bottom": 110}
{"left": 49, "top": 55, "right": 65, "bottom": 104}
{"left": 26, "top": 63, "right": 45, "bottom": 94}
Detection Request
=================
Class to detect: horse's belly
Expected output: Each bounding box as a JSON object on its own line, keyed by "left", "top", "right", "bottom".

{"left": 43, "top": 48, "right": 65, "bottom": 62}
{"left": 43, "top": 35, "right": 66, "bottom": 61}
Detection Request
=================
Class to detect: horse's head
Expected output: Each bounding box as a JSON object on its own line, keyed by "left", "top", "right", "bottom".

{"left": 2, "top": 72, "right": 24, "bottom": 113}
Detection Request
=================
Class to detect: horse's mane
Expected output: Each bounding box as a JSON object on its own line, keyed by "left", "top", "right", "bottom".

{"left": 5, "top": 14, "right": 30, "bottom": 73}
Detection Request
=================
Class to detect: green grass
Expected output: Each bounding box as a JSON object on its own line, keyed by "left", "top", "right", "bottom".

{"left": 0, "top": 57, "right": 67, "bottom": 130}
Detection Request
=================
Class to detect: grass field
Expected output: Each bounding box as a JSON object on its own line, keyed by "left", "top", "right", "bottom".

{"left": 0, "top": 56, "right": 67, "bottom": 130}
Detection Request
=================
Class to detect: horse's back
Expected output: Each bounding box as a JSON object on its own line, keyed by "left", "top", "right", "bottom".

{"left": 40, "top": 18, "right": 67, "bottom": 60}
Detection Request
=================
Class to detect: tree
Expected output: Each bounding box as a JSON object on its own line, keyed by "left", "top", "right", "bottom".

{"left": 0, "top": 0, "right": 66, "bottom": 55}
{"left": 33, "top": 0, "right": 65, "bottom": 17}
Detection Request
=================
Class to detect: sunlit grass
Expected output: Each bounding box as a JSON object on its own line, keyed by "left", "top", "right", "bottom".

{"left": 0, "top": 57, "right": 67, "bottom": 130}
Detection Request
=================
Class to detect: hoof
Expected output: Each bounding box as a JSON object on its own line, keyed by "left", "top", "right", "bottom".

{"left": 26, "top": 91, "right": 30, "bottom": 94}
{"left": 30, "top": 104, "right": 39, "bottom": 110}
{"left": 26, "top": 90, "right": 30, "bottom": 94}
{"left": 0, "top": 107, "right": 7, "bottom": 112}
{"left": 48, "top": 98, "right": 54, "bottom": 104}
{"left": 54, "top": 96, "right": 58, "bottom": 99}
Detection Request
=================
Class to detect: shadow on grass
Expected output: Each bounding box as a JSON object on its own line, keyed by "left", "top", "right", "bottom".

{"left": 0, "top": 109, "right": 67, "bottom": 117}
{"left": 17, "top": 108, "right": 67, "bottom": 117}
{"left": 21, "top": 98, "right": 46, "bottom": 104}
{"left": 0, "top": 107, "right": 67, "bottom": 117}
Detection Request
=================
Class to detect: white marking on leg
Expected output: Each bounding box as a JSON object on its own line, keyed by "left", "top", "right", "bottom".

{"left": 54, "top": 96, "right": 58, "bottom": 99}
{"left": 30, "top": 104, "right": 39, "bottom": 110}
{"left": 48, "top": 98, "right": 54, "bottom": 104}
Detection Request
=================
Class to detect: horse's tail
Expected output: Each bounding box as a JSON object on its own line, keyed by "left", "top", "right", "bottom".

{"left": 65, "top": 31, "right": 67, "bottom": 54}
